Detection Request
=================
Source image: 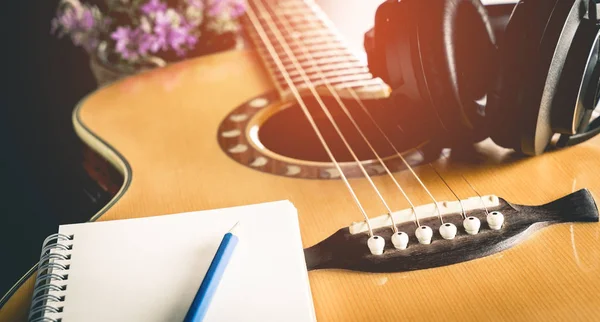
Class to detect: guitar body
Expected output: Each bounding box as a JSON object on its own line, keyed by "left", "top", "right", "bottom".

{"left": 3, "top": 49, "right": 600, "bottom": 321}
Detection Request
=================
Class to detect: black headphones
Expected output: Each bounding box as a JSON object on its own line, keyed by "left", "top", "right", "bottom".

{"left": 367, "top": 0, "right": 600, "bottom": 155}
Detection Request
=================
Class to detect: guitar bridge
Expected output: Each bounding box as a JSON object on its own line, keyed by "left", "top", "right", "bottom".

{"left": 304, "top": 189, "right": 599, "bottom": 272}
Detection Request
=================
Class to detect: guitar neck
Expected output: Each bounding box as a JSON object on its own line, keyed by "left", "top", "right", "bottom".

{"left": 243, "top": 0, "right": 389, "bottom": 100}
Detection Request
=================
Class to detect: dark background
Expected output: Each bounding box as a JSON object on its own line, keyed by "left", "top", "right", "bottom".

{"left": 1, "top": 1, "right": 110, "bottom": 298}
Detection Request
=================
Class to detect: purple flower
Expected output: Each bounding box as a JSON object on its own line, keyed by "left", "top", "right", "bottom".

{"left": 110, "top": 5, "right": 201, "bottom": 61}
{"left": 152, "top": 10, "right": 195, "bottom": 56}
{"left": 111, "top": 26, "right": 135, "bottom": 60}
{"left": 111, "top": 26, "right": 156, "bottom": 61}
{"left": 53, "top": 0, "right": 244, "bottom": 64}
{"left": 51, "top": 1, "right": 105, "bottom": 53}
{"left": 141, "top": 0, "right": 168, "bottom": 16}
{"left": 207, "top": 0, "right": 225, "bottom": 17}
{"left": 80, "top": 8, "right": 95, "bottom": 30}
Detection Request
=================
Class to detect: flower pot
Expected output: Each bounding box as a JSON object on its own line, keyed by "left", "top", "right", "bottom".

{"left": 89, "top": 56, "right": 135, "bottom": 87}
{"left": 88, "top": 33, "right": 243, "bottom": 87}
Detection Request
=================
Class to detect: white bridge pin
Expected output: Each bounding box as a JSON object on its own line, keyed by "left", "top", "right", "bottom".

{"left": 415, "top": 226, "right": 433, "bottom": 245}
{"left": 439, "top": 223, "right": 457, "bottom": 240}
{"left": 367, "top": 236, "right": 385, "bottom": 255}
{"left": 463, "top": 216, "right": 481, "bottom": 235}
{"left": 391, "top": 232, "right": 409, "bottom": 250}
{"left": 487, "top": 211, "right": 505, "bottom": 230}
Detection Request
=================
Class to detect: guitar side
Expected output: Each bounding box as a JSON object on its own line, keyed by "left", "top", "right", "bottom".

{"left": 2, "top": 49, "right": 600, "bottom": 321}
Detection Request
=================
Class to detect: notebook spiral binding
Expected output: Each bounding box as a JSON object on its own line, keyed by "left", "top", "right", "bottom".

{"left": 28, "top": 233, "right": 74, "bottom": 322}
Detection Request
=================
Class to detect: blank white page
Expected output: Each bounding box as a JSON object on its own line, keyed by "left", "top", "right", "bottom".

{"left": 52, "top": 200, "right": 315, "bottom": 322}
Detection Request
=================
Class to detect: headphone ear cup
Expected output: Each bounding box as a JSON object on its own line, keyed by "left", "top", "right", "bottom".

{"left": 417, "top": 0, "right": 497, "bottom": 137}
{"left": 487, "top": 0, "right": 543, "bottom": 153}
{"left": 487, "top": 0, "right": 581, "bottom": 155}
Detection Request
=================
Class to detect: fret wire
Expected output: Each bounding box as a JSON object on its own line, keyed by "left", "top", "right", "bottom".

{"left": 289, "top": 29, "right": 335, "bottom": 38}
{"left": 277, "top": 74, "right": 382, "bottom": 92}
{"left": 299, "top": 56, "right": 361, "bottom": 66}
{"left": 272, "top": 24, "right": 327, "bottom": 33}
{"left": 277, "top": 71, "right": 373, "bottom": 85}
{"left": 284, "top": 75, "right": 373, "bottom": 88}
{"left": 336, "top": 79, "right": 387, "bottom": 89}
{"left": 269, "top": 63, "right": 369, "bottom": 77}
{"left": 292, "top": 37, "right": 338, "bottom": 46}
{"left": 264, "top": 53, "right": 360, "bottom": 69}
{"left": 268, "top": 42, "right": 347, "bottom": 52}
{"left": 281, "top": 65, "right": 368, "bottom": 78}
{"left": 312, "top": 73, "right": 374, "bottom": 84}
{"left": 274, "top": 60, "right": 369, "bottom": 74}
{"left": 279, "top": 51, "right": 356, "bottom": 63}
{"left": 280, "top": 67, "right": 370, "bottom": 79}
{"left": 282, "top": 82, "right": 387, "bottom": 92}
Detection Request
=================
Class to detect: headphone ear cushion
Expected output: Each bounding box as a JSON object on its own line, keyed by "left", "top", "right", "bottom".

{"left": 487, "top": 0, "right": 575, "bottom": 155}
{"left": 417, "top": 0, "right": 497, "bottom": 134}
{"left": 486, "top": 1, "right": 530, "bottom": 151}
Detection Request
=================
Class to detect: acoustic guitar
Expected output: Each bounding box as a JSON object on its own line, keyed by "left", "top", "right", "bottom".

{"left": 2, "top": 0, "right": 600, "bottom": 321}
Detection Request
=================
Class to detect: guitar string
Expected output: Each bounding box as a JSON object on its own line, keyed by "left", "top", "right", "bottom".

{"left": 268, "top": 0, "right": 490, "bottom": 223}
{"left": 432, "top": 151, "right": 490, "bottom": 215}
{"left": 266, "top": 0, "right": 448, "bottom": 226}
{"left": 314, "top": 0, "right": 489, "bottom": 224}
{"left": 457, "top": 171, "right": 490, "bottom": 215}
{"left": 254, "top": 0, "right": 487, "bottom": 230}
{"left": 249, "top": 1, "right": 404, "bottom": 231}
{"left": 255, "top": 0, "right": 424, "bottom": 230}
{"left": 430, "top": 150, "right": 491, "bottom": 216}
{"left": 427, "top": 164, "right": 467, "bottom": 219}
{"left": 303, "top": 0, "right": 448, "bottom": 224}
{"left": 245, "top": 3, "right": 376, "bottom": 235}
{"left": 347, "top": 89, "right": 446, "bottom": 225}
{"left": 385, "top": 130, "right": 467, "bottom": 219}
{"left": 304, "top": 0, "right": 472, "bottom": 224}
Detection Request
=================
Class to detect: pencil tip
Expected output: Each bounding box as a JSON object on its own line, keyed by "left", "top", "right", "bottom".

{"left": 229, "top": 221, "right": 240, "bottom": 236}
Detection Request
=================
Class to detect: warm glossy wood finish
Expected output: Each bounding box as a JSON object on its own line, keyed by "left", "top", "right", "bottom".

{"left": 3, "top": 49, "right": 600, "bottom": 321}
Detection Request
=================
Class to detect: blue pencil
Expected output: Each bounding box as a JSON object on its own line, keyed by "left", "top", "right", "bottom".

{"left": 183, "top": 222, "right": 240, "bottom": 322}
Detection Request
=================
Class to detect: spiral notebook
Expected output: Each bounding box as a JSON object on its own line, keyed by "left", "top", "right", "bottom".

{"left": 28, "top": 200, "right": 316, "bottom": 322}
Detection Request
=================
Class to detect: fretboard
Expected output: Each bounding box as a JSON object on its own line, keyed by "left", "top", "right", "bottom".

{"left": 244, "top": 0, "right": 389, "bottom": 100}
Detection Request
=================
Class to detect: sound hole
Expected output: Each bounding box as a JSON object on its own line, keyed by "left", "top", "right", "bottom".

{"left": 258, "top": 96, "right": 436, "bottom": 163}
